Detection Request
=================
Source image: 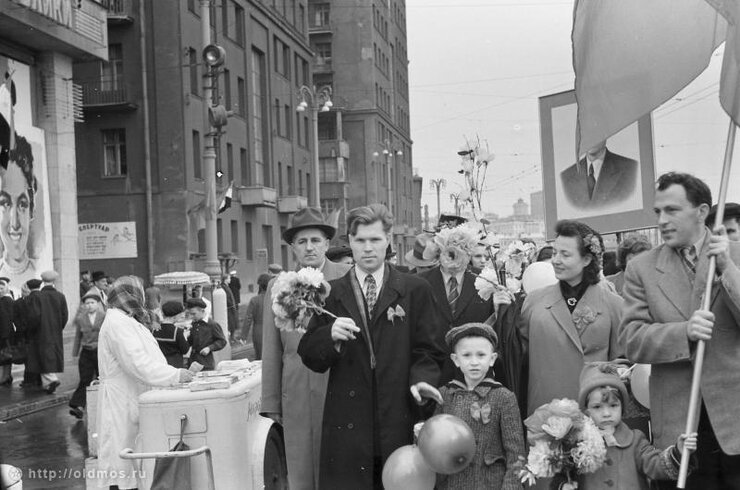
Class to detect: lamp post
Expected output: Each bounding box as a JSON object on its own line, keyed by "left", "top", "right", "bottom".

{"left": 450, "top": 192, "right": 463, "bottom": 215}
{"left": 372, "top": 139, "right": 402, "bottom": 214}
{"left": 297, "top": 85, "right": 333, "bottom": 208}
{"left": 429, "top": 178, "right": 446, "bottom": 219}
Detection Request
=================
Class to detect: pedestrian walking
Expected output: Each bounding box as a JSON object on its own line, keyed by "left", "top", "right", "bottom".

{"left": 229, "top": 270, "right": 242, "bottom": 305}
{"left": 0, "top": 277, "right": 14, "bottom": 386}
{"left": 243, "top": 273, "right": 270, "bottom": 359}
{"left": 221, "top": 274, "right": 238, "bottom": 340}
{"left": 68, "top": 291, "right": 104, "bottom": 419}
{"left": 25, "top": 270, "right": 68, "bottom": 394}
{"left": 186, "top": 297, "right": 226, "bottom": 371}
{"left": 13, "top": 279, "right": 42, "bottom": 388}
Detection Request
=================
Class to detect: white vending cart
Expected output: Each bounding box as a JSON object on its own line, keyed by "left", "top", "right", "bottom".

{"left": 126, "top": 362, "right": 287, "bottom": 489}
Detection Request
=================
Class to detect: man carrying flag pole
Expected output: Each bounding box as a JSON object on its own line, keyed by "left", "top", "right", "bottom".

{"left": 573, "top": 1, "right": 740, "bottom": 487}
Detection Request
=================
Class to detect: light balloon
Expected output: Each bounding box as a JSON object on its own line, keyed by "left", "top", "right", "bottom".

{"left": 381, "top": 445, "right": 436, "bottom": 490}
{"left": 631, "top": 363, "right": 651, "bottom": 409}
{"left": 417, "top": 414, "right": 476, "bottom": 475}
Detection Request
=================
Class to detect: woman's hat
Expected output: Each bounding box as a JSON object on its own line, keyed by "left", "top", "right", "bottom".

{"left": 282, "top": 207, "right": 336, "bottom": 244}
{"left": 578, "top": 362, "right": 630, "bottom": 408}
{"left": 445, "top": 322, "right": 498, "bottom": 350}
{"left": 92, "top": 270, "right": 107, "bottom": 282}
{"left": 404, "top": 233, "right": 439, "bottom": 268}
{"left": 81, "top": 292, "right": 102, "bottom": 303}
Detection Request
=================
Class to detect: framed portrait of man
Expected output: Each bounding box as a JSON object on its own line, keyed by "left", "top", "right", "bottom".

{"left": 539, "top": 89, "right": 656, "bottom": 239}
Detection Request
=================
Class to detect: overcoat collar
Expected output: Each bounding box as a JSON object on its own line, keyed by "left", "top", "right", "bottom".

{"left": 609, "top": 421, "right": 635, "bottom": 448}
{"left": 542, "top": 283, "right": 604, "bottom": 353}
{"left": 446, "top": 377, "right": 502, "bottom": 398}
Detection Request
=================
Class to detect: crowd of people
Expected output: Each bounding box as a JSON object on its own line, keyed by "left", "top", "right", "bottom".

{"left": 260, "top": 171, "right": 740, "bottom": 490}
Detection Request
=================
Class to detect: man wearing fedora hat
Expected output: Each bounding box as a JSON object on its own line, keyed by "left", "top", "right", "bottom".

{"left": 261, "top": 207, "right": 351, "bottom": 490}
{"left": 87, "top": 270, "right": 109, "bottom": 305}
{"left": 706, "top": 202, "right": 740, "bottom": 242}
{"left": 404, "top": 232, "right": 439, "bottom": 273}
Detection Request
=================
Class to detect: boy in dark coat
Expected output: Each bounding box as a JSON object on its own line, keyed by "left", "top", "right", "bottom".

{"left": 186, "top": 298, "right": 226, "bottom": 370}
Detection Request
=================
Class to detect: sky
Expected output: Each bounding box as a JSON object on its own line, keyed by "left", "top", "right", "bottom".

{"left": 406, "top": 0, "right": 739, "bottom": 220}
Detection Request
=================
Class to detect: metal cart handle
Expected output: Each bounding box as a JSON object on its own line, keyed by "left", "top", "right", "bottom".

{"left": 119, "top": 446, "right": 215, "bottom": 490}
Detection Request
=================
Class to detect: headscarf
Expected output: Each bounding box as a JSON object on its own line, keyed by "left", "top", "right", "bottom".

{"left": 107, "top": 275, "right": 151, "bottom": 328}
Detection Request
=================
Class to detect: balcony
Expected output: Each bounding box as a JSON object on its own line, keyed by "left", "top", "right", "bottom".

{"left": 238, "top": 186, "right": 277, "bottom": 208}
{"left": 80, "top": 80, "right": 137, "bottom": 111}
{"left": 100, "top": 0, "right": 135, "bottom": 24}
{"left": 277, "top": 195, "right": 308, "bottom": 213}
{"left": 313, "top": 57, "right": 333, "bottom": 74}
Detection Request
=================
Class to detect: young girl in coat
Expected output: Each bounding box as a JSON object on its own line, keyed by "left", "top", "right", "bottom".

{"left": 576, "top": 363, "right": 697, "bottom": 489}
{"left": 424, "top": 322, "right": 526, "bottom": 489}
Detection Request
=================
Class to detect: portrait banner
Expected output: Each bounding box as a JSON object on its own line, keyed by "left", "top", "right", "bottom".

{"left": 0, "top": 57, "right": 53, "bottom": 296}
{"left": 539, "top": 89, "right": 657, "bottom": 239}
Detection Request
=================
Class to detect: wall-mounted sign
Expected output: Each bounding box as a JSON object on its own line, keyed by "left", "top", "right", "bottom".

{"left": 11, "top": 0, "right": 73, "bottom": 29}
{"left": 79, "top": 221, "right": 138, "bottom": 259}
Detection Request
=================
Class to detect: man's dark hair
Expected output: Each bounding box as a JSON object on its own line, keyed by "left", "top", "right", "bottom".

{"left": 554, "top": 220, "right": 603, "bottom": 286}
{"left": 656, "top": 172, "right": 712, "bottom": 208}
{"left": 257, "top": 273, "right": 271, "bottom": 293}
{"left": 347, "top": 203, "right": 393, "bottom": 236}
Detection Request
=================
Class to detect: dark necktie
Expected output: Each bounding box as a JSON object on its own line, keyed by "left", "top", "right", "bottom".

{"left": 681, "top": 246, "right": 697, "bottom": 275}
{"left": 587, "top": 162, "right": 596, "bottom": 199}
{"left": 448, "top": 276, "right": 459, "bottom": 313}
{"left": 365, "top": 274, "right": 377, "bottom": 315}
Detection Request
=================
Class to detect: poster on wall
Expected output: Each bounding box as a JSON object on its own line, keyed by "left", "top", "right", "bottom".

{"left": 78, "top": 222, "right": 138, "bottom": 259}
{"left": 539, "top": 89, "right": 657, "bottom": 239}
{"left": 0, "top": 56, "right": 53, "bottom": 295}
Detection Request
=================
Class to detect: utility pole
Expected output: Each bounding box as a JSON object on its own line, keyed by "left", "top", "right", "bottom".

{"left": 429, "top": 178, "right": 446, "bottom": 220}
{"left": 450, "top": 192, "right": 461, "bottom": 215}
{"left": 297, "top": 85, "right": 333, "bottom": 207}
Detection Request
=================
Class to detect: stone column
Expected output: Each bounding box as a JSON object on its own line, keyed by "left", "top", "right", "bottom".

{"left": 37, "top": 52, "right": 80, "bottom": 308}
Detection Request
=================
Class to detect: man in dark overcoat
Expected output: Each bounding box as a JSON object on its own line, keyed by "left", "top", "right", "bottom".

{"left": 25, "top": 270, "right": 68, "bottom": 393}
{"left": 298, "top": 204, "right": 446, "bottom": 490}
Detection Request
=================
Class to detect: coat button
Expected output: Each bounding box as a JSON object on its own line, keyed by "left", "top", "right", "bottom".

{"left": 349, "top": 390, "right": 356, "bottom": 397}
{"left": 347, "top": 423, "right": 354, "bottom": 429}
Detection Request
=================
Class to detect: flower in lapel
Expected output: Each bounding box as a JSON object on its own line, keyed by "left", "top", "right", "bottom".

{"left": 386, "top": 304, "right": 406, "bottom": 324}
{"left": 572, "top": 306, "right": 597, "bottom": 334}
{"left": 470, "top": 401, "right": 492, "bottom": 424}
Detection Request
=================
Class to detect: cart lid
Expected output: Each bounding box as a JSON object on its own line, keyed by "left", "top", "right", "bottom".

{"left": 139, "top": 368, "right": 262, "bottom": 404}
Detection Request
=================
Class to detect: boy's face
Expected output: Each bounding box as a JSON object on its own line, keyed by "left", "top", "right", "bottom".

{"left": 586, "top": 388, "right": 622, "bottom": 430}
{"left": 189, "top": 307, "right": 205, "bottom": 321}
{"left": 451, "top": 336, "right": 497, "bottom": 386}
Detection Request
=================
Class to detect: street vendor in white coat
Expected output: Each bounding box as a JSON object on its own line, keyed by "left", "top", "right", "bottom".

{"left": 97, "top": 276, "right": 193, "bottom": 489}
{"left": 261, "top": 207, "right": 351, "bottom": 490}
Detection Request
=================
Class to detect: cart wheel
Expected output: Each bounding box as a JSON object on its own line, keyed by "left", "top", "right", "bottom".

{"left": 263, "top": 425, "right": 288, "bottom": 490}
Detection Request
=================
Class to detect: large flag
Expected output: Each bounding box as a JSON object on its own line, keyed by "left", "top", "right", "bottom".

{"left": 572, "top": 0, "right": 726, "bottom": 156}
{"left": 708, "top": 0, "right": 740, "bottom": 126}
{"left": 218, "top": 181, "right": 233, "bottom": 214}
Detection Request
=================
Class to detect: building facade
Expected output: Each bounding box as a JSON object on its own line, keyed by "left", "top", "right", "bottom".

{"left": 307, "top": 0, "right": 421, "bottom": 259}
{"left": 0, "top": 0, "right": 108, "bottom": 301}
{"left": 74, "top": 0, "right": 315, "bottom": 289}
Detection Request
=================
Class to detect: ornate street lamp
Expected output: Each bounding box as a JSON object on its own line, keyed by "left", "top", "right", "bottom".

{"left": 296, "top": 85, "right": 333, "bottom": 207}
{"left": 429, "top": 178, "right": 447, "bottom": 219}
{"left": 372, "top": 139, "right": 403, "bottom": 213}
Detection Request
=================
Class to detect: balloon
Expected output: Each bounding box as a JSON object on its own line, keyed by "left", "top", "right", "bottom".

{"left": 522, "top": 262, "right": 557, "bottom": 294}
{"left": 417, "top": 414, "right": 476, "bottom": 474}
{"left": 0, "top": 464, "right": 22, "bottom": 489}
{"left": 631, "top": 363, "right": 651, "bottom": 409}
{"left": 381, "top": 445, "right": 436, "bottom": 490}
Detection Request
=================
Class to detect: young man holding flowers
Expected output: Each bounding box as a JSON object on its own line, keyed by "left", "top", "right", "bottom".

{"left": 298, "top": 204, "right": 447, "bottom": 490}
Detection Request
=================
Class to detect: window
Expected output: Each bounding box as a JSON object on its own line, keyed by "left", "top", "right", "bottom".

{"left": 287, "top": 165, "right": 294, "bottom": 194}
{"left": 314, "top": 42, "right": 331, "bottom": 64}
{"left": 237, "top": 77, "right": 246, "bottom": 116}
{"left": 273, "top": 37, "right": 290, "bottom": 78}
{"left": 274, "top": 98, "right": 282, "bottom": 137}
{"left": 278, "top": 161, "right": 283, "bottom": 195}
{"left": 231, "top": 220, "right": 238, "bottom": 253}
{"left": 298, "top": 170, "right": 304, "bottom": 195}
{"left": 298, "top": 4, "right": 305, "bottom": 32}
{"left": 226, "top": 143, "right": 234, "bottom": 180}
{"left": 217, "top": 218, "right": 223, "bottom": 252}
{"left": 284, "top": 104, "right": 292, "bottom": 140}
{"left": 240, "top": 147, "right": 249, "bottom": 185}
{"left": 319, "top": 157, "right": 337, "bottom": 181}
{"left": 251, "top": 48, "right": 267, "bottom": 185}
{"left": 318, "top": 112, "right": 336, "bottom": 140}
{"left": 234, "top": 3, "right": 245, "bottom": 45}
{"left": 262, "top": 225, "right": 274, "bottom": 263}
{"left": 309, "top": 2, "right": 329, "bottom": 27}
{"left": 320, "top": 198, "right": 337, "bottom": 215}
{"left": 189, "top": 48, "right": 199, "bottom": 96}
{"left": 102, "top": 129, "right": 127, "bottom": 177}
{"left": 245, "top": 222, "right": 253, "bottom": 260}
{"left": 221, "top": 0, "right": 229, "bottom": 38}
{"left": 192, "top": 130, "right": 201, "bottom": 179}
{"left": 101, "top": 44, "right": 123, "bottom": 91}
{"left": 223, "top": 69, "right": 231, "bottom": 111}
{"left": 306, "top": 172, "right": 311, "bottom": 203}
{"left": 188, "top": 0, "right": 198, "bottom": 15}
{"left": 303, "top": 115, "right": 309, "bottom": 147}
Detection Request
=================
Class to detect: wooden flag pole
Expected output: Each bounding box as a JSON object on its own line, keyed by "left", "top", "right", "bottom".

{"left": 677, "top": 119, "right": 736, "bottom": 488}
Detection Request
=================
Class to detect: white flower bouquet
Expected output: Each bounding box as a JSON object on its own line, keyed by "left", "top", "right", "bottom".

{"left": 423, "top": 223, "right": 481, "bottom": 273}
{"left": 271, "top": 267, "right": 335, "bottom": 332}
{"left": 520, "top": 398, "right": 607, "bottom": 488}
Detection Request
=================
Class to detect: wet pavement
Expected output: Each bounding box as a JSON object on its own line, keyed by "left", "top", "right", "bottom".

{"left": 2, "top": 403, "right": 89, "bottom": 489}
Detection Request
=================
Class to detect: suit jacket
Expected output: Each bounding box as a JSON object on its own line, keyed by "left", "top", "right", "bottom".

{"left": 520, "top": 282, "right": 624, "bottom": 415}
{"left": 619, "top": 236, "right": 740, "bottom": 454}
{"left": 260, "top": 258, "right": 351, "bottom": 490}
{"left": 418, "top": 267, "right": 497, "bottom": 383}
{"left": 560, "top": 149, "right": 638, "bottom": 209}
{"left": 298, "top": 265, "right": 446, "bottom": 490}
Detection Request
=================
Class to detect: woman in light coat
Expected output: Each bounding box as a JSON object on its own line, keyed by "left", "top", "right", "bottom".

{"left": 520, "top": 220, "right": 624, "bottom": 416}
{"left": 97, "top": 276, "right": 193, "bottom": 489}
